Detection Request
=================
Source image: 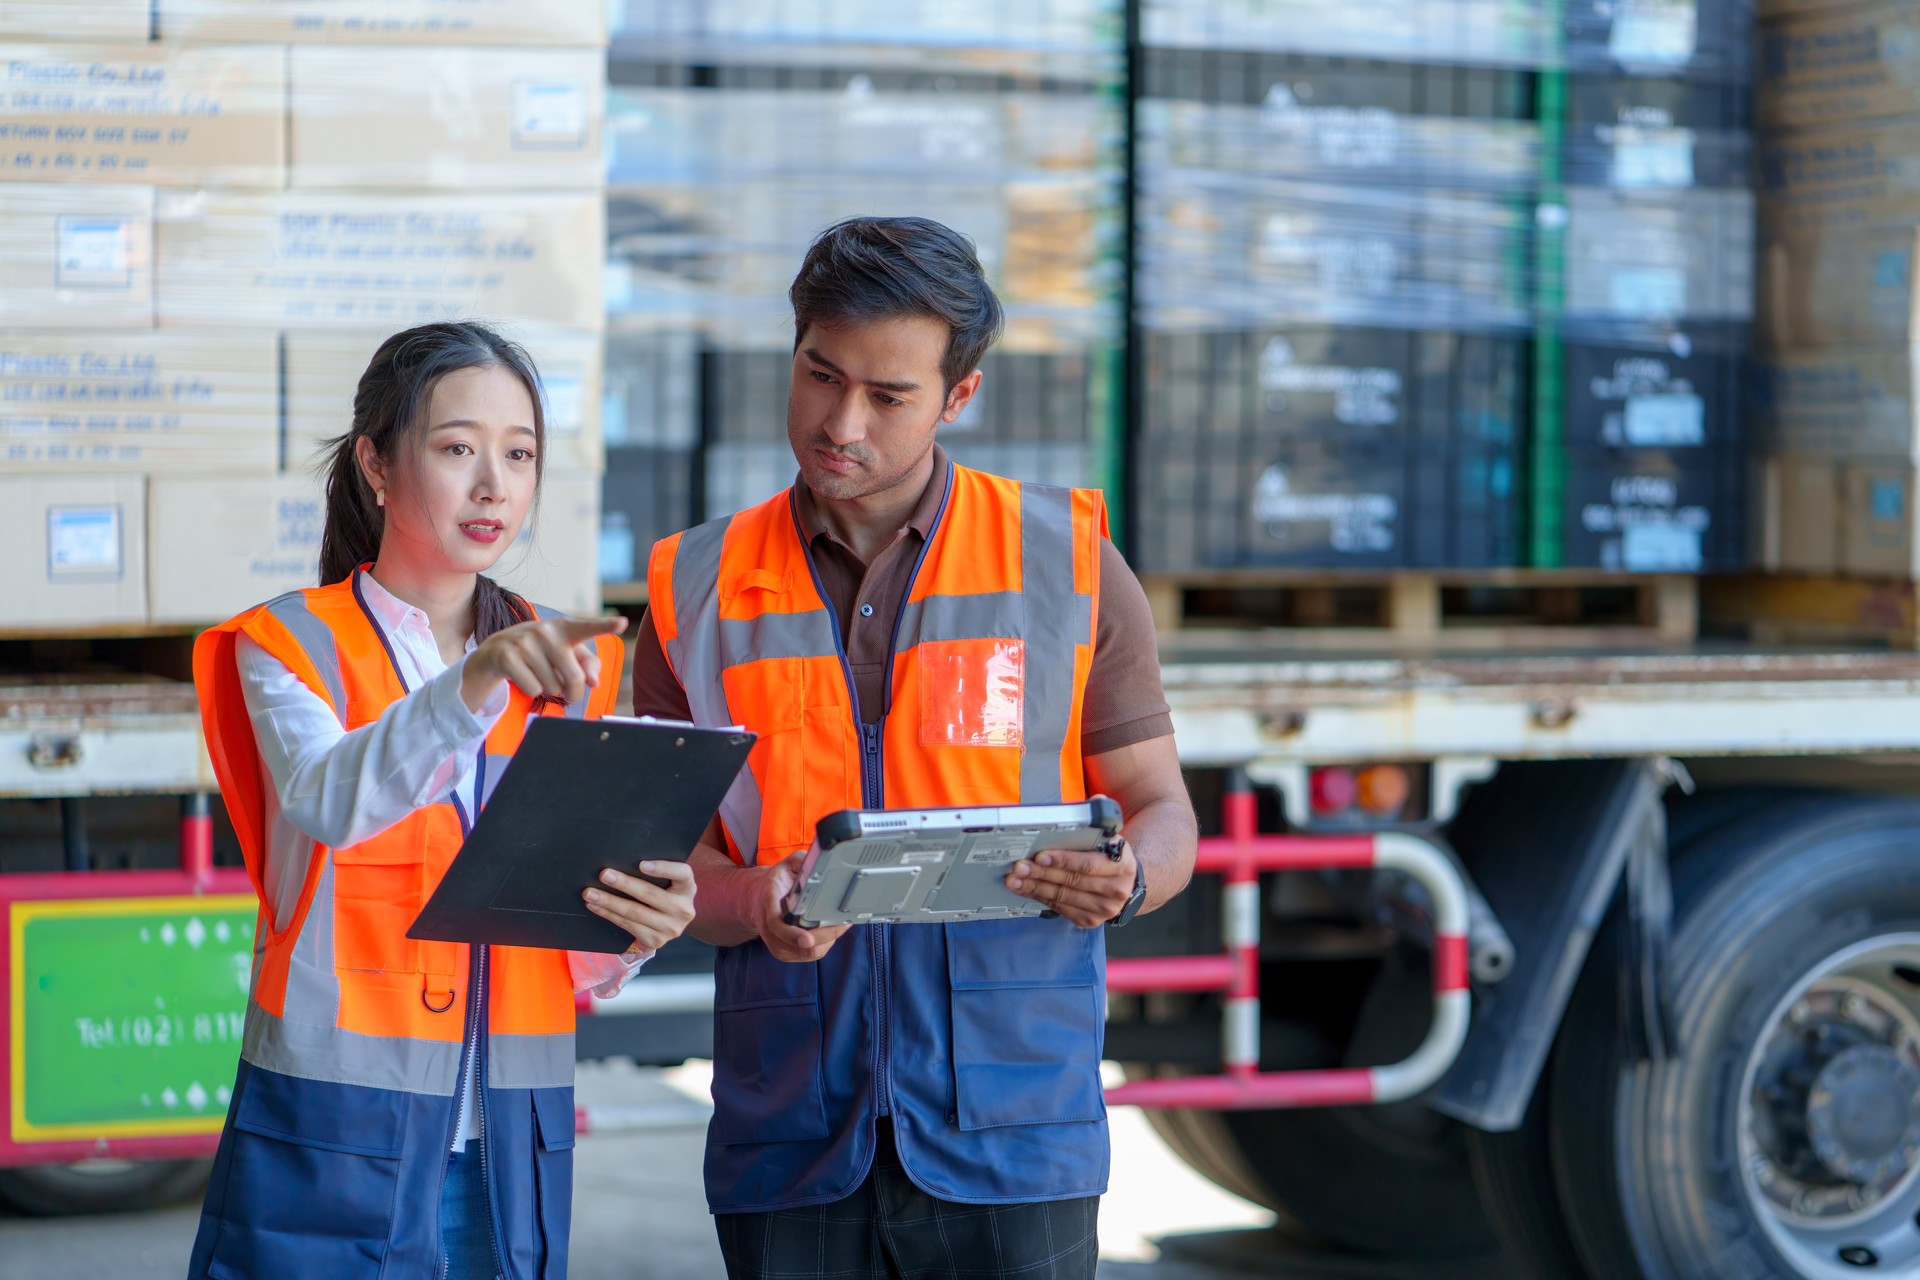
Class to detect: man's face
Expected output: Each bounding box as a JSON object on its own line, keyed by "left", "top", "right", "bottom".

{"left": 786, "top": 315, "right": 978, "bottom": 502}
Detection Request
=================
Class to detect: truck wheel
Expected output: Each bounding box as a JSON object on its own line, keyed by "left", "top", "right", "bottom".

{"left": 0, "top": 1158, "right": 210, "bottom": 1216}
{"left": 1551, "top": 797, "right": 1920, "bottom": 1280}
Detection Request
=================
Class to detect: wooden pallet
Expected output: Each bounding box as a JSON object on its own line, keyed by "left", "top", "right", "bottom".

{"left": 1700, "top": 575, "right": 1920, "bottom": 650}
{"left": 1142, "top": 570, "right": 1700, "bottom": 651}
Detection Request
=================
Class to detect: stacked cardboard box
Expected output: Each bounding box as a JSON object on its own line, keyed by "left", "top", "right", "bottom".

{"left": 1, "top": 1, "right": 611, "bottom": 630}
{"left": 605, "top": 7, "right": 1124, "bottom": 558}
{"left": 1757, "top": 0, "right": 1920, "bottom": 575}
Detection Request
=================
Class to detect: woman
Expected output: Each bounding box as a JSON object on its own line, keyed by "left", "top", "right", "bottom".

{"left": 187, "top": 322, "right": 692, "bottom": 1279}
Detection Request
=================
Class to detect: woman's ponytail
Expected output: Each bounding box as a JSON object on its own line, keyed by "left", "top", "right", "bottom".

{"left": 317, "top": 430, "right": 385, "bottom": 587}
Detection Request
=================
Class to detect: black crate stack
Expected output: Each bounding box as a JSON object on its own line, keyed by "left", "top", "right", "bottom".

{"left": 603, "top": 1, "right": 1125, "bottom": 557}
{"left": 1131, "top": 0, "right": 1757, "bottom": 575}
{"left": 1543, "top": 10, "right": 1755, "bottom": 573}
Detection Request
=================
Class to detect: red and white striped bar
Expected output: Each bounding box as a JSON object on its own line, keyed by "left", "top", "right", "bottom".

{"left": 1104, "top": 790, "right": 1471, "bottom": 1111}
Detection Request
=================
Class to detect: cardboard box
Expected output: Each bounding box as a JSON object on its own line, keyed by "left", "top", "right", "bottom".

{"left": 155, "top": 191, "right": 604, "bottom": 330}
{"left": 1759, "top": 115, "right": 1920, "bottom": 239}
{"left": 1762, "top": 344, "right": 1920, "bottom": 459}
{"left": 1760, "top": 1, "right": 1920, "bottom": 130}
{"left": 1756, "top": 452, "right": 1842, "bottom": 574}
{"left": 283, "top": 327, "right": 603, "bottom": 474}
{"left": 1761, "top": 225, "right": 1920, "bottom": 348}
{"left": 0, "top": 473, "right": 146, "bottom": 628}
{"left": 0, "top": 183, "right": 152, "bottom": 328}
{"left": 0, "top": 46, "right": 286, "bottom": 188}
{"left": 156, "top": 0, "right": 606, "bottom": 45}
{"left": 148, "top": 472, "right": 326, "bottom": 623}
{"left": 1845, "top": 459, "right": 1920, "bottom": 577}
{"left": 1564, "top": 186, "right": 1754, "bottom": 324}
{"left": 0, "top": 2, "right": 151, "bottom": 40}
{"left": 488, "top": 472, "right": 600, "bottom": 618}
{"left": 0, "top": 331, "right": 278, "bottom": 473}
{"left": 289, "top": 47, "right": 603, "bottom": 190}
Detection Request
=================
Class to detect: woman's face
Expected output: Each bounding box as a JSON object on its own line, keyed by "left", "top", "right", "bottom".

{"left": 361, "top": 364, "right": 540, "bottom": 577}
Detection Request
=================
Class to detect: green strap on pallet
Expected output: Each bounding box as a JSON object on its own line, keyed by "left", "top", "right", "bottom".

{"left": 1530, "top": 25, "right": 1570, "bottom": 568}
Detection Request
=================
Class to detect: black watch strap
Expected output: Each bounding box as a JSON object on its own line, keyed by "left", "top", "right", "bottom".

{"left": 1108, "top": 855, "right": 1147, "bottom": 928}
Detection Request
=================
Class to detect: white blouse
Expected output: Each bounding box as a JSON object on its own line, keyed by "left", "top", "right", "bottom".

{"left": 234, "top": 571, "right": 645, "bottom": 1148}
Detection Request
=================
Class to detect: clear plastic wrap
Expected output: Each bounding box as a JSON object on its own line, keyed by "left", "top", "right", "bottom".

{"left": 1137, "top": 166, "right": 1534, "bottom": 332}
{"left": 154, "top": 190, "right": 605, "bottom": 331}
{"left": 156, "top": 0, "right": 607, "bottom": 46}
{"left": 1562, "top": 186, "right": 1755, "bottom": 325}
{"left": 610, "top": 0, "right": 1120, "bottom": 56}
{"left": 0, "top": 183, "right": 153, "bottom": 328}
{"left": 0, "top": 2, "right": 150, "bottom": 41}
{"left": 287, "top": 47, "right": 605, "bottom": 190}
{"left": 0, "top": 46, "right": 286, "bottom": 187}
{"left": 282, "top": 327, "right": 606, "bottom": 474}
{"left": 0, "top": 331, "right": 279, "bottom": 474}
{"left": 1140, "top": 0, "right": 1751, "bottom": 77}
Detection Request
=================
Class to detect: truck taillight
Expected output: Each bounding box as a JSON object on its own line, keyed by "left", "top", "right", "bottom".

{"left": 1310, "top": 766, "right": 1357, "bottom": 816}
{"left": 1356, "top": 765, "right": 1411, "bottom": 817}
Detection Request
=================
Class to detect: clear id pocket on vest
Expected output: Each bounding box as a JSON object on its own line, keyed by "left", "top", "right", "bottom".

{"left": 917, "top": 638, "right": 1025, "bottom": 749}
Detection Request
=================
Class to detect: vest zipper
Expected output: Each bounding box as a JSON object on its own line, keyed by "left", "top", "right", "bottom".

{"left": 789, "top": 472, "right": 953, "bottom": 1135}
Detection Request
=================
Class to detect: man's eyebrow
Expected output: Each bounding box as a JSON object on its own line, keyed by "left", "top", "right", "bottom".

{"left": 803, "top": 348, "right": 921, "bottom": 395}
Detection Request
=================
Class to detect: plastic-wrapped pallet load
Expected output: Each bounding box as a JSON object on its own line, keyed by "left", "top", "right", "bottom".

{"left": 1134, "top": 327, "right": 1523, "bottom": 571}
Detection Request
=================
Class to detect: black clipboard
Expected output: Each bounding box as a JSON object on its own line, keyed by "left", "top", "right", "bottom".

{"left": 407, "top": 716, "right": 755, "bottom": 953}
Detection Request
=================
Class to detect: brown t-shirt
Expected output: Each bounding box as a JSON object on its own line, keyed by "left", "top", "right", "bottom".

{"left": 629, "top": 444, "right": 1173, "bottom": 756}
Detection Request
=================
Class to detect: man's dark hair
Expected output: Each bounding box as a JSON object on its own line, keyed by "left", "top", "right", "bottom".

{"left": 789, "top": 216, "right": 1004, "bottom": 390}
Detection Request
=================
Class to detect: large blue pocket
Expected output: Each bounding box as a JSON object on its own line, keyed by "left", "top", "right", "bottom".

{"left": 531, "top": 1087, "right": 575, "bottom": 1279}
{"left": 946, "top": 918, "right": 1106, "bottom": 1131}
{"left": 708, "top": 941, "right": 829, "bottom": 1144}
{"left": 205, "top": 1067, "right": 406, "bottom": 1280}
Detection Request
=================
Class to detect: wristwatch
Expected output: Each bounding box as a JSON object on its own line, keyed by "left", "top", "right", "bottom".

{"left": 1108, "top": 853, "right": 1147, "bottom": 928}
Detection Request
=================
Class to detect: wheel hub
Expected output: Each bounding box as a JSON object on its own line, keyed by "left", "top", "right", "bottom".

{"left": 1806, "top": 1044, "right": 1920, "bottom": 1187}
{"left": 1746, "top": 980, "right": 1920, "bottom": 1225}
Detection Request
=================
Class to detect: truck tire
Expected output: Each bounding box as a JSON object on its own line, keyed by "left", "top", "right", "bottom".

{"left": 0, "top": 1158, "right": 210, "bottom": 1216}
{"left": 1549, "top": 796, "right": 1920, "bottom": 1280}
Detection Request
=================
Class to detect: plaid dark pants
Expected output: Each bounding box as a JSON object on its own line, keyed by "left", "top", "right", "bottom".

{"left": 713, "top": 1121, "right": 1101, "bottom": 1280}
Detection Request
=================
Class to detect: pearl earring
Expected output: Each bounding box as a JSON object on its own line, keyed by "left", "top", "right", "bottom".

{"left": 375, "top": 489, "right": 386, "bottom": 507}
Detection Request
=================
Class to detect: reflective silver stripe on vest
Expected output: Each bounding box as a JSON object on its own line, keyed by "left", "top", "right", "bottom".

{"left": 668, "top": 518, "right": 769, "bottom": 855}
{"left": 893, "top": 591, "right": 1025, "bottom": 647}
{"left": 1018, "top": 485, "right": 1086, "bottom": 803}
{"left": 264, "top": 592, "right": 347, "bottom": 720}
{"left": 488, "top": 1032, "right": 577, "bottom": 1091}
{"left": 241, "top": 1000, "right": 463, "bottom": 1096}
{"left": 282, "top": 854, "right": 341, "bottom": 1027}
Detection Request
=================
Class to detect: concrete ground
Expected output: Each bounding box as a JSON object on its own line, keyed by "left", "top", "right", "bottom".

{"left": 0, "top": 1060, "right": 1513, "bottom": 1280}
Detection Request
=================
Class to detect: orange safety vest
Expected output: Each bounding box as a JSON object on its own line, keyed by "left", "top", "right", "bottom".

{"left": 651, "top": 463, "right": 1114, "bottom": 1212}
{"left": 650, "top": 463, "right": 1106, "bottom": 863}
{"left": 195, "top": 571, "right": 622, "bottom": 1091}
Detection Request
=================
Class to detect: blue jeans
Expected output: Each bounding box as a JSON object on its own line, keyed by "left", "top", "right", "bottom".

{"left": 440, "top": 1141, "right": 499, "bottom": 1280}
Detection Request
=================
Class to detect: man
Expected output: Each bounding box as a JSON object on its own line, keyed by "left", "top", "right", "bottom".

{"left": 631, "top": 215, "right": 1198, "bottom": 1279}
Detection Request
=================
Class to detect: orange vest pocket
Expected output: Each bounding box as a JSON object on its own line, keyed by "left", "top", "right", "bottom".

{"left": 331, "top": 860, "right": 424, "bottom": 976}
